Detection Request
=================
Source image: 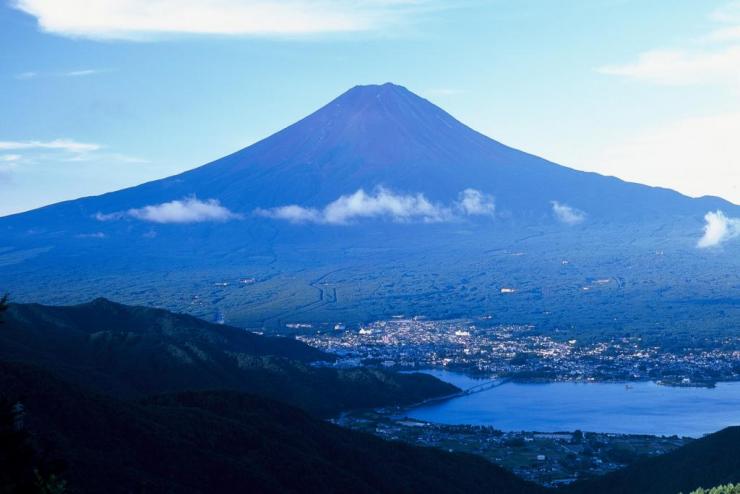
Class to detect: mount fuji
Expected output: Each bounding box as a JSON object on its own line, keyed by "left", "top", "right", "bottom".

{"left": 1, "top": 83, "right": 738, "bottom": 334}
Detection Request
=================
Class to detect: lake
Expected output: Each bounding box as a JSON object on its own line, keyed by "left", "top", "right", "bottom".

{"left": 405, "top": 370, "right": 740, "bottom": 437}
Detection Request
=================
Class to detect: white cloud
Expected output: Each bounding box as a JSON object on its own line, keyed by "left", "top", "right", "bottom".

{"left": 257, "top": 187, "right": 496, "bottom": 225}
{"left": 258, "top": 188, "right": 450, "bottom": 224}
{"left": 598, "top": 2, "right": 740, "bottom": 86}
{"left": 12, "top": 0, "right": 429, "bottom": 40}
{"left": 710, "top": 1, "right": 740, "bottom": 23}
{"left": 0, "top": 139, "right": 100, "bottom": 153}
{"left": 14, "top": 68, "right": 110, "bottom": 79}
{"left": 697, "top": 210, "right": 740, "bottom": 248}
{"left": 14, "top": 71, "right": 38, "bottom": 80}
{"left": 551, "top": 201, "right": 586, "bottom": 225}
{"left": 708, "top": 1, "right": 740, "bottom": 41}
{"left": 259, "top": 204, "right": 322, "bottom": 223}
{"left": 0, "top": 138, "right": 147, "bottom": 192}
{"left": 323, "top": 188, "right": 449, "bottom": 224}
{"left": 0, "top": 140, "right": 102, "bottom": 183}
{"left": 589, "top": 2, "right": 740, "bottom": 205}
{"left": 62, "top": 69, "right": 106, "bottom": 77}
{"left": 598, "top": 46, "right": 740, "bottom": 86}
{"left": 96, "top": 197, "right": 241, "bottom": 224}
{"left": 457, "top": 188, "right": 495, "bottom": 216}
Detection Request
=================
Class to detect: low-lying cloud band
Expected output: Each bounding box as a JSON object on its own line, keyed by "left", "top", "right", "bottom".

{"left": 255, "top": 187, "right": 496, "bottom": 225}
{"left": 96, "top": 197, "right": 240, "bottom": 224}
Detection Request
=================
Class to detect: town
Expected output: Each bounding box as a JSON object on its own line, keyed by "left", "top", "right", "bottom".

{"left": 297, "top": 317, "right": 740, "bottom": 387}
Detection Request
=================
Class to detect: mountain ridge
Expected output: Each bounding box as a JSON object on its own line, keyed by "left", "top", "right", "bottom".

{"left": 0, "top": 299, "right": 457, "bottom": 415}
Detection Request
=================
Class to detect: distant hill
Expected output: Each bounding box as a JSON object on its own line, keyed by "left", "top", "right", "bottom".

{"left": 0, "top": 299, "right": 456, "bottom": 416}
{"left": 0, "top": 361, "right": 544, "bottom": 494}
{"left": 564, "top": 426, "right": 740, "bottom": 494}
{"left": 1, "top": 83, "right": 738, "bottom": 334}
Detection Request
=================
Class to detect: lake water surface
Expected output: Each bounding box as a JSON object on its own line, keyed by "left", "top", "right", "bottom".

{"left": 406, "top": 370, "right": 740, "bottom": 437}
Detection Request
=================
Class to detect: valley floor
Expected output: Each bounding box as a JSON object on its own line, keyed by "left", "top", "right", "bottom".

{"left": 336, "top": 411, "right": 692, "bottom": 487}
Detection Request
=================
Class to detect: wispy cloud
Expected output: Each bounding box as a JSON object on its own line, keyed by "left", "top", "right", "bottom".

{"left": 592, "top": 2, "right": 740, "bottom": 204}
{"left": 551, "top": 201, "right": 586, "bottom": 225}
{"left": 96, "top": 197, "right": 241, "bottom": 224}
{"left": 14, "top": 71, "right": 38, "bottom": 80}
{"left": 0, "top": 139, "right": 100, "bottom": 181}
{"left": 598, "top": 2, "right": 740, "bottom": 86}
{"left": 0, "top": 138, "right": 147, "bottom": 188}
{"left": 0, "top": 155, "right": 21, "bottom": 182}
{"left": 697, "top": 210, "right": 740, "bottom": 248}
{"left": 0, "top": 156, "right": 21, "bottom": 183}
{"left": 707, "top": 1, "right": 740, "bottom": 41}
{"left": 257, "top": 188, "right": 449, "bottom": 224}
{"left": 261, "top": 204, "right": 323, "bottom": 223}
{"left": 63, "top": 69, "right": 106, "bottom": 77}
{"left": 256, "top": 187, "right": 495, "bottom": 225}
{"left": 598, "top": 46, "right": 740, "bottom": 86}
{"left": 0, "top": 139, "right": 101, "bottom": 153}
{"left": 14, "top": 68, "right": 112, "bottom": 80}
{"left": 12, "top": 0, "right": 433, "bottom": 40}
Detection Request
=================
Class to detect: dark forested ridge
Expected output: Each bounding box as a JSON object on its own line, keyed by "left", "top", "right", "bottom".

{"left": 0, "top": 299, "right": 456, "bottom": 416}
{"left": 564, "top": 426, "right": 740, "bottom": 494}
{"left": 3, "top": 296, "right": 329, "bottom": 366}
{"left": 0, "top": 361, "right": 544, "bottom": 494}
{"left": 1, "top": 297, "right": 738, "bottom": 494}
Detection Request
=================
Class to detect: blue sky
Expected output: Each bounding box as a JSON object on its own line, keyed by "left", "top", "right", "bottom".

{"left": 1, "top": 0, "right": 739, "bottom": 216}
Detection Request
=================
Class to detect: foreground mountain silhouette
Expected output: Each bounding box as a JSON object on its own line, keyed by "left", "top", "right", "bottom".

{"left": 0, "top": 299, "right": 456, "bottom": 416}
{"left": 1, "top": 83, "right": 738, "bottom": 330}
{"left": 0, "top": 361, "right": 546, "bottom": 494}
{"left": 564, "top": 426, "right": 740, "bottom": 494}
{"left": 1, "top": 300, "right": 736, "bottom": 494}
{"left": 0, "top": 300, "right": 538, "bottom": 494}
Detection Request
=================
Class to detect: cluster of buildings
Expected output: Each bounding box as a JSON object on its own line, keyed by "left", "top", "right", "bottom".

{"left": 336, "top": 413, "right": 690, "bottom": 487}
{"left": 298, "top": 317, "right": 740, "bottom": 386}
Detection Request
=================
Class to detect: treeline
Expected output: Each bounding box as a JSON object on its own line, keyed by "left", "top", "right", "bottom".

{"left": 688, "top": 485, "right": 740, "bottom": 494}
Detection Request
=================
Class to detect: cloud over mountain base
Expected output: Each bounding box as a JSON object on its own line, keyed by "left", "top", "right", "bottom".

{"left": 96, "top": 197, "right": 240, "bottom": 224}
{"left": 256, "top": 187, "right": 496, "bottom": 225}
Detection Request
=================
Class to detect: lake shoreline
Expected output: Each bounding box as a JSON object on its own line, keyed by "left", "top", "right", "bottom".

{"left": 404, "top": 365, "right": 731, "bottom": 389}
{"left": 400, "top": 369, "right": 740, "bottom": 437}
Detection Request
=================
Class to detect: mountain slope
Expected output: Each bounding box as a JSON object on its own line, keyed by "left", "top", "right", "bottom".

{"left": 0, "top": 299, "right": 457, "bottom": 416}
{"left": 1, "top": 83, "right": 738, "bottom": 331}
{"left": 0, "top": 361, "right": 544, "bottom": 494}
{"left": 2, "top": 83, "right": 735, "bottom": 225}
{"left": 564, "top": 426, "right": 740, "bottom": 494}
